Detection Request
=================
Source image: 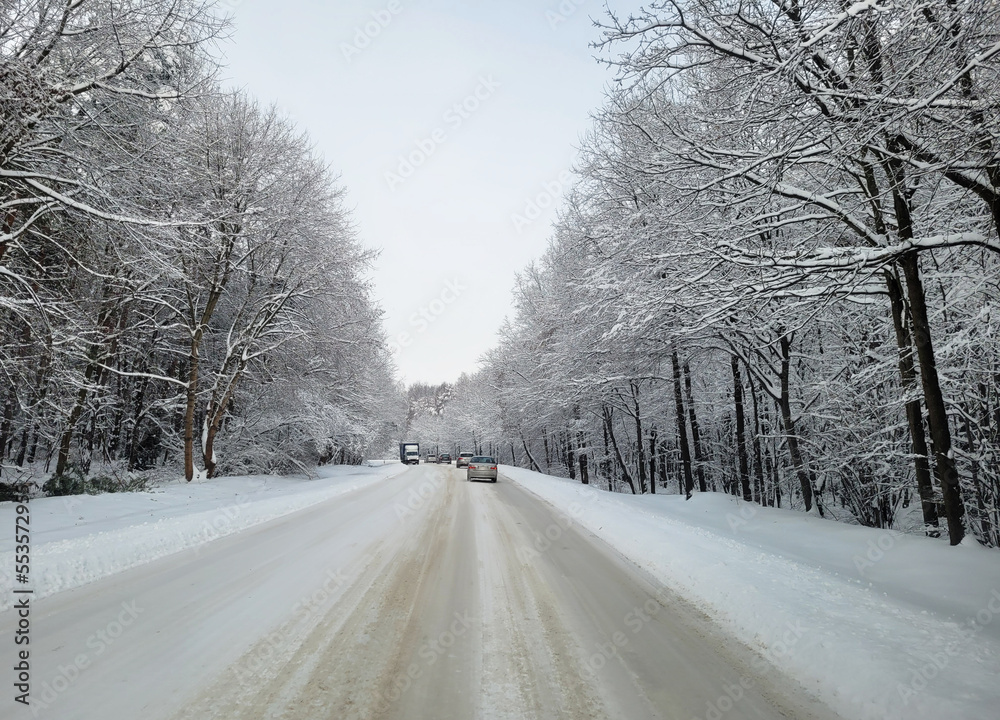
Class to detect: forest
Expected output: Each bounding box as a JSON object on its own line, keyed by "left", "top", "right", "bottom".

{"left": 1, "top": 0, "right": 403, "bottom": 496}
{"left": 5, "top": 1, "right": 999, "bottom": 551}
{"left": 410, "top": 0, "right": 1000, "bottom": 548}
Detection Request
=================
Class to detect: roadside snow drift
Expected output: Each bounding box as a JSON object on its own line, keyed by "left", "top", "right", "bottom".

{"left": 0, "top": 463, "right": 406, "bottom": 609}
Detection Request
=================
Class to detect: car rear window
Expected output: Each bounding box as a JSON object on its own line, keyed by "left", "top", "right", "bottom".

{"left": 470, "top": 456, "right": 495, "bottom": 463}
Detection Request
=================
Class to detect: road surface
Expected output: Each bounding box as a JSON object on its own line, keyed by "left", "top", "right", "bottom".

{"left": 3, "top": 465, "right": 841, "bottom": 720}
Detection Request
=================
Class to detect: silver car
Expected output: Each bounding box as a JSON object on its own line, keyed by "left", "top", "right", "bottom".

{"left": 456, "top": 452, "right": 474, "bottom": 468}
{"left": 467, "top": 456, "right": 498, "bottom": 483}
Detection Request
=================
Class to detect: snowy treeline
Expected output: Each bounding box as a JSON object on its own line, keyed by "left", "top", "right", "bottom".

{"left": 440, "top": 1, "right": 1000, "bottom": 547}
{"left": 1, "top": 1, "right": 402, "bottom": 491}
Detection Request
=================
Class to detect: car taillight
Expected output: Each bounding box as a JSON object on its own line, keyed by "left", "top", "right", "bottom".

{"left": 490, "top": 466, "right": 496, "bottom": 470}
{"left": 469, "top": 465, "right": 476, "bottom": 470}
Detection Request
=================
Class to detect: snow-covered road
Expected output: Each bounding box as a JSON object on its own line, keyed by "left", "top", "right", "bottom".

{"left": 1, "top": 465, "right": 840, "bottom": 720}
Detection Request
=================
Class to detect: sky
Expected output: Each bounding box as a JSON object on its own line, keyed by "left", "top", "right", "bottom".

{"left": 218, "top": 0, "right": 632, "bottom": 386}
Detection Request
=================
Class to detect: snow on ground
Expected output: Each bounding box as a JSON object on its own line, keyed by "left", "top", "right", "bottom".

{"left": 0, "top": 462, "right": 407, "bottom": 610}
{"left": 3, "top": 459, "right": 997, "bottom": 719}
{"left": 501, "top": 465, "right": 1000, "bottom": 720}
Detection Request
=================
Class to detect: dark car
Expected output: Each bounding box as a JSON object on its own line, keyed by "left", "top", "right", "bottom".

{"left": 467, "top": 456, "right": 498, "bottom": 483}
{"left": 439, "top": 453, "right": 452, "bottom": 464}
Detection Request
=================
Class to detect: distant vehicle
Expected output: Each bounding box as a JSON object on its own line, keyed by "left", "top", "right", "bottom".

{"left": 399, "top": 442, "right": 420, "bottom": 465}
{"left": 426, "top": 453, "right": 438, "bottom": 464}
{"left": 467, "top": 456, "right": 498, "bottom": 483}
{"left": 439, "top": 453, "right": 452, "bottom": 464}
{"left": 456, "top": 452, "right": 474, "bottom": 468}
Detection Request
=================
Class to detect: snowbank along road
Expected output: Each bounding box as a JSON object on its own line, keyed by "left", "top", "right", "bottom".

{"left": 2, "top": 465, "right": 842, "bottom": 719}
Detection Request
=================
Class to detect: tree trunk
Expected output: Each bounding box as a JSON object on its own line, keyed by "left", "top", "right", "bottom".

{"left": 672, "top": 350, "right": 694, "bottom": 499}
{"left": 763, "top": 400, "right": 781, "bottom": 508}
{"left": 203, "top": 416, "right": 220, "bottom": 479}
{"left": 604, "top": 406, "right": 636, "bottom": 494}
{"left": 632, "top": 381, "right": 647, "bottom": 493}
{"left": 183, "top": 346, "right": 200, "bottom": 482}
{"left": 899, "top": 251, "right": 966, "bottom": 544}
{"left": 126, "top": 372, "right": 153, "bottom": 471}
{"left": 861, "top": 155, "right": 941, "bottom": 533}
{"left": 15, "top": 425, "right": 29, "bottom": 466}
{"left": 683, "top": 361, "right": 708, "bottom": 492}
{"left": 566, "top": 429, "right": 576, "bottom": 480}
{"left": 778, "top": 332, "right": 815, "bottom": 512}
{"left": 648, "top": 427, "right": 657, "bottom": 494}
{"left": 55, "top": 358, "right": 100, "bottom": 477}
{"left": 748, "top": 373, "right": 767, "bottom": 505}
{"left": 732, "top": 356, "right": 752, "bottom": 502}
{"left": 601, "top": 408, "right": 612, "bottom": 489}
{"left": 882, "top": 136, "right": 965, "bottom": 544}
{"left": 963, "top": 416, "right": 993, "bottom": 545}
{"left": 522, "top": 437, "right": 542, "bottom": 473}
{"left": 18, "top": 345, "right": 51, "bottom": 468}
{"left": 0, "top": 393, "right": 14, "bottom": 468}
{"left": 884, "top": 267, "right": 940, "bottom": 535}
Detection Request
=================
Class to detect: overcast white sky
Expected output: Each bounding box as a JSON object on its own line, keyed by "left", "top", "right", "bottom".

{"left": 219, "top": 0, "right": 632, "bottom": 386}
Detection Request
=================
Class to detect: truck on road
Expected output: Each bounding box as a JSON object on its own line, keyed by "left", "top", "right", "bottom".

{"left": 399, "top": 442, "right": 420, "bottom": 465}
